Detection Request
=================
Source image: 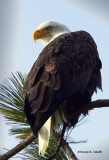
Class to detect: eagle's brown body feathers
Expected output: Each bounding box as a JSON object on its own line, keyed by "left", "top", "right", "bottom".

{"left": 23, "top": 31, "right": 102, "bottom": 136}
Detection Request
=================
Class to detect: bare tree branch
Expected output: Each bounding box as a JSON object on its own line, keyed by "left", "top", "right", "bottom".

{"left": 63, "top": 140, "right": 78, "bottom": 160}
{"left": 72, "top": 99, "right": 109, "bottom": 118}
{"left": 0, "top": 99, "right": 109, "bottom": 160}
{"left": 0, "top": 134, "right": 35, "bottom": 160}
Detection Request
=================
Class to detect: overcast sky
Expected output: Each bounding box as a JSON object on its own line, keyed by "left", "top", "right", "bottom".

{"left": 0, "top": 1, "right": 109, "bottom": 160}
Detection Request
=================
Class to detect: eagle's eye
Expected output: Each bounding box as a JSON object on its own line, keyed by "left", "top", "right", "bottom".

{"left": 46, "top": 26, "right": 52, "bottom": 31}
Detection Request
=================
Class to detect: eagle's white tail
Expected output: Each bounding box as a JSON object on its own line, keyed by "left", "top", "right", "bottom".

{"left": 38, "top": 106, "right": 67, "bottom": 156}
{"left": 38, "top": 117, "right": 51, "bottom": 155}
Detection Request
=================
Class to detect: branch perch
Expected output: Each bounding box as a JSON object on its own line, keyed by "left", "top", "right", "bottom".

{"left": 0, "top": 134, "right": 35, "bottom": 160}
{"left": 0, "top": 99, "right": 109, "bottom": 160}
{"left": 63, "top": 140, "right": 78, "bottom": 160}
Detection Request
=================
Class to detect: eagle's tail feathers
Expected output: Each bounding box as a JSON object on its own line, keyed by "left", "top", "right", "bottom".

{"left": 38, "top": 117, "right": 51, "bottom": 155}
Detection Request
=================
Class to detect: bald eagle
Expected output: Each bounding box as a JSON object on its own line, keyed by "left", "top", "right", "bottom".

{"left": 23, "top": 21, "right": 102, "bottom": 155}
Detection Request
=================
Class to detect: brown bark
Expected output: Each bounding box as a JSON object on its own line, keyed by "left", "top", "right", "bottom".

{"left": 0, "top": 134, "right": 35, "bottom": 160}
{"left": 63, "top": 140, "right": 78, "bottom": 160}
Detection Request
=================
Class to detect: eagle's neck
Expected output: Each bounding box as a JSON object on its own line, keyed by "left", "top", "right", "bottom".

{"left": 41, "top": 30, "right": 70, "bottom": 46}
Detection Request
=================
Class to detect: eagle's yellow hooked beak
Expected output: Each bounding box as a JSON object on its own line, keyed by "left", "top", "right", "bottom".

{"left": 32, "top": 29, "right": 46, "bottom": 42}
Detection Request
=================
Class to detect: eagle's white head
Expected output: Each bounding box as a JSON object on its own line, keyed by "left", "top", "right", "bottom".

{"left": 32, "top": 20, "right": 70, "bottom": 45}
